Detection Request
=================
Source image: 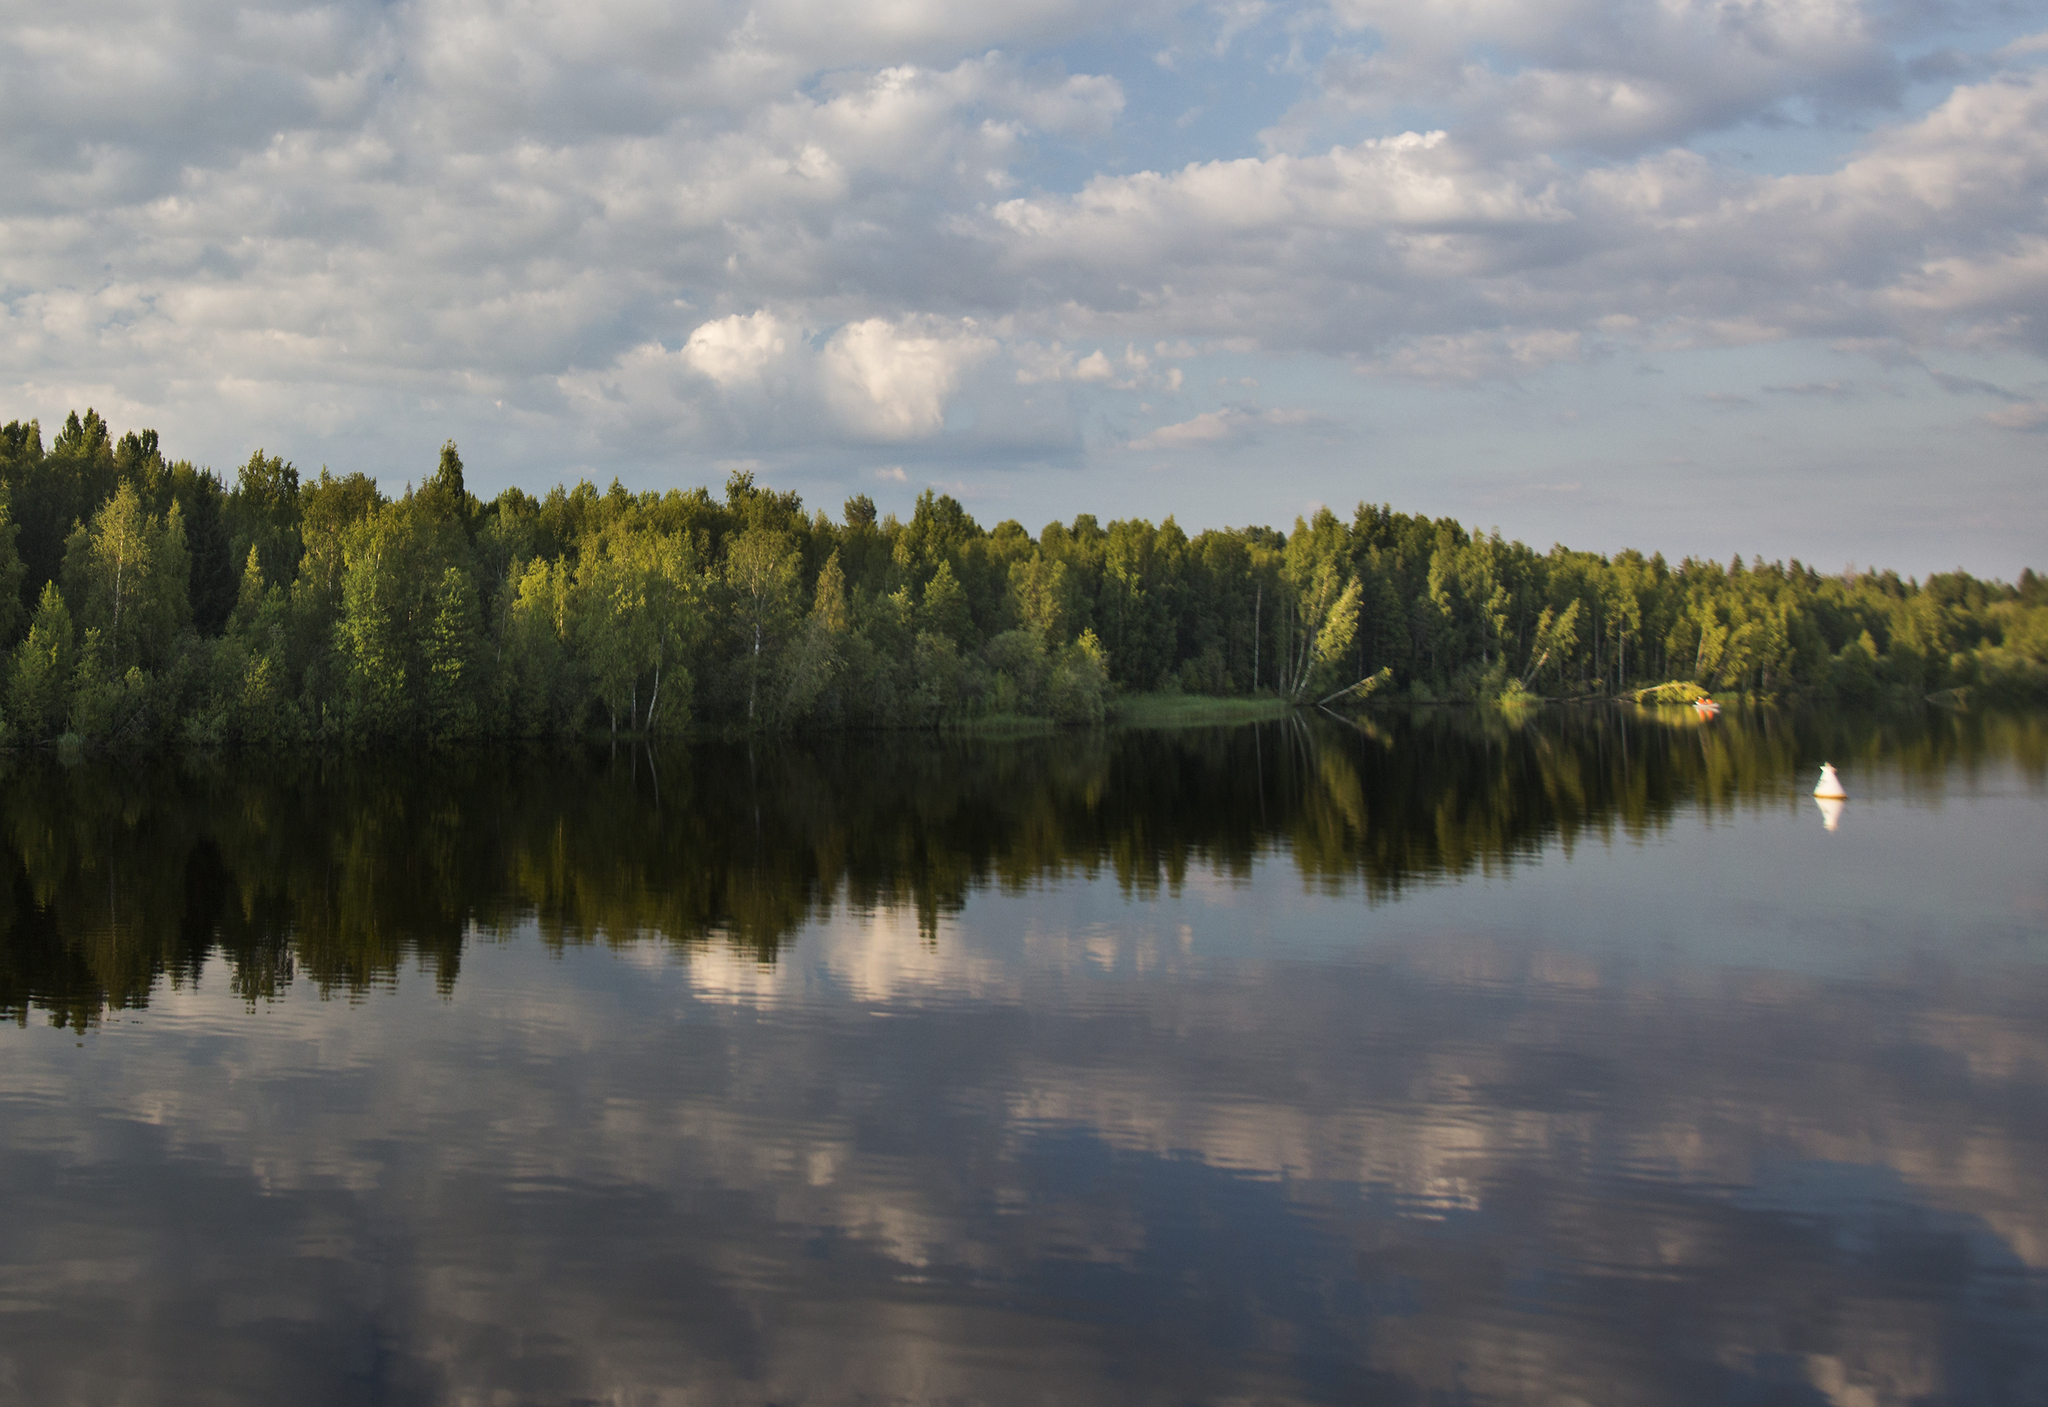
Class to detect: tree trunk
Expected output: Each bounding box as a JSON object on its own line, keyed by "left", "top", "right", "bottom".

{"left": 749, "top": 618, "right": 762, "bottom": 722}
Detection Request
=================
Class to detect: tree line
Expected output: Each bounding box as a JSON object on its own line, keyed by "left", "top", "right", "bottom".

{"left": 1, "top": 408, "right": 2043, "bottom": 745}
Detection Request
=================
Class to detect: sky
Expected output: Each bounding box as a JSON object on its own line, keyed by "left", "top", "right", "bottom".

{"left": 2, "top": 0, "right": 2044, "bottom": 576}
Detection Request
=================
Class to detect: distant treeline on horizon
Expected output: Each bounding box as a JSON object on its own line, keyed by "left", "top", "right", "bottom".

{"left": 1, "top": 408, "right": 2043, "bottom": 746}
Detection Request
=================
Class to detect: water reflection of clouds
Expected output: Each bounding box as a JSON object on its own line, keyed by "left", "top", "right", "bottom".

{"left": 604, "top": 817, "right": 2048, "bottom": 1306}
{"left": 681, "top": 903, "right": 1016, "bottom": 1007}
{"left": 6, "top": 907, "right": 2048, "bottom": 1402}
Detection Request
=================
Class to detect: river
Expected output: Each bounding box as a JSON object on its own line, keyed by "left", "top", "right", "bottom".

{"left": 2, "top": 705, "right": 2044, "bottom": 1404}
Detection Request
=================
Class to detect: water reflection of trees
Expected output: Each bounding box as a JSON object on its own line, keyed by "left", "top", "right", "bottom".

{"left": 3, "top": 705, "right": 2042, "bottom": 1024}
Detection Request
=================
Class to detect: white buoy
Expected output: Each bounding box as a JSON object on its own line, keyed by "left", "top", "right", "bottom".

{"left": 1815, "top": 796, "right": 1845, "bottom": 832}
{"left": 1813, "top": 763, "right": 1847, "bottom": 799}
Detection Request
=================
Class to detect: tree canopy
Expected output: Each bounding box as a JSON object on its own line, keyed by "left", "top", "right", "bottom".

{"left": 1, "top": 409, "right": 2043, "bottom": 747}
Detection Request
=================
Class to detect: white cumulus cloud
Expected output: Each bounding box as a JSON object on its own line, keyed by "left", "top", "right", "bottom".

{"left": 823, "top": 317, "right": 996, "bottom": 439}
{"left": 682, "top": 311, "right": 793, "bottom": 388}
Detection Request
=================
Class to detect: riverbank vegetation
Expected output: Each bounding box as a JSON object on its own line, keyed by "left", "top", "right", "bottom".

{"left": 2, "top": 409, "right": 2043, "bottom": 745}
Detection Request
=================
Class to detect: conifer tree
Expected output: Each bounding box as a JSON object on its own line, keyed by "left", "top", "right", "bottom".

{"left": 6, "top": 582, "right": 75, "bottom": 737}
{"left": 426, "top": 566, "right": 481, "bottom": 741}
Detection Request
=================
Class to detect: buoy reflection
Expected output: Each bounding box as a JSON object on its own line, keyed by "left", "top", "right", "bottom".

{"left": 1816, "top": 795, "right": 1846, "bottom": 832}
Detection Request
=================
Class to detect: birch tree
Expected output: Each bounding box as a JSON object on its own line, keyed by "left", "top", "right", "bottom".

{"left": 60, "top": 481, "right": 191, "bottom": 672}
{"left": 724, "top": 527, "right": 800, "bottom": 725}
{"left": 1274, "top": 510, "right": 1363, "bottom": 702}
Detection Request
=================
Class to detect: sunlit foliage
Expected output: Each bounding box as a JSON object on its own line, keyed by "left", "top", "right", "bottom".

{"left": 1, "top": 409, "right": 2043, "bottom": 745}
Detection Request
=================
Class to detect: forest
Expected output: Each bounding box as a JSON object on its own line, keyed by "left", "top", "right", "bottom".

{"left": 1, "top": 407, "right": 2044, "bottom": 746}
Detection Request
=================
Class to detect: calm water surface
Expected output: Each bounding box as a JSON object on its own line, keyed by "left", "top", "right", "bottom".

{"left": 2, "top": 707, "right": 2045, "bottom": 1404}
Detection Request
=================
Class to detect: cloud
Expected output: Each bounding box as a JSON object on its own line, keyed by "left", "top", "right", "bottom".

{"left": 0, "top": 2, "right": 1164, "bottom": 471}
{"left": 1765, "top": 381, "right": 1854, "bottom": 398}
{"left": 1014, "top": 342, "right": 1107, "bottom": 384}
{"left": 0, "top": 0, "right": 2043, "bottom": 542}
{"left": 821, "top": 316, "right": 995, "bottom": 439}
{"left": 1131, "top": 408, "right": 1241, "bottom": 447}
{"left": 1073, "top": 349, "right": 1117, "bottom": 382}
{"left": 1361, "top": 329, "right": 1589, "bottom": 382}
{"left": 1986, "top": 401, "right": 2048, "bottom": 430}
{"left": 682, "top": 311, "right": 793, "bottom": 389}
{"left": 1125, "top": 404, "right": 1313, "bottom": 450}
{"left": 1281, "top": 0, "right": 1902, "bottom": 159}
{"left": 978, "top": 64, "right": 2048, "bottom": 364}
{"left": 1928, "top": 370, "right": 2021, "bottom": 399}
{"left": 1011, "top": 341, "right": 1178, "bottom": 391}
{"left": 564, "top": 311, "right": 999, "bottom": 447}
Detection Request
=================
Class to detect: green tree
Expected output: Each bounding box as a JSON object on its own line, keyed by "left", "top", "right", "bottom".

{"left": 1008, "top": 551, "right": 1074, "bottom": 643}
{"left": 227, "top": 450, "right": 303, "bottom": 591}
{"left": 1520, "top": 599, "right": 1583, "bottom": 692}
{"left": 724, "top": 527, "right": 801, "bottom": 725}
{"left": 1275, "top": 510, "right": 1363, "bottom": 702}
{"left": 228, "top": 545, "right": 267, "bottom": 636}
{"left": 573, "top": 540, "right": 645, "bottom": 735}
{"left": 0, "top": 483, "right": 25, "bottom": 647}
{"left": 1048, "top": 629, "right": 1110, "bottom": 724}
{"left": 11, "top": 411, "right": 117, "bottom": 616}
{"left": 426, "top": 566, "right": 483, "bottom": 741}
{"left": 981, "top": 628, "right": 1051, "bottom": 716}
{"left": 159, "top": 462, "right": 235, "bottom": 636}
{"left": 418, "top": 441, "right": 478, "bottom": 533}
{"left": 58, "top": 482, "right": 192, "bottom": 673}
{"left": 640, "top": 533, "right": 704, "bottom": 734}
{"left": 6, "top": 583, "right": 75, "bottom": 737}
{"left": 335, "top": 507, "right": 451, "bottom": 736}
{"left": 501, "top": 558, "right": 576, "bottom": 736}
{"left": 920, "top": 561, "right": 972, "bottom": 643}
{"left": 567, "top": 528, "right": 705, "bottom": 734}
{"left": 67, "top": 627, "right": 155, "bottom": 742}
